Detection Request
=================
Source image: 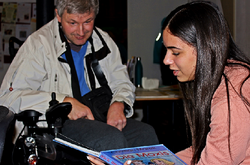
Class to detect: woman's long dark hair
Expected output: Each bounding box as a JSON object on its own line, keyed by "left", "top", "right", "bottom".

{"left": 163, "top": 1, "right": 250, "bottom": 164}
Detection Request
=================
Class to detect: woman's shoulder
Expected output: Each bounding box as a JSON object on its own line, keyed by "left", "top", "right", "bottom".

{"left": 225, "top": 59, "right": 250, "bottom": 86}
{"left": 212, "top": 59, "right": 250, "bottom": 104}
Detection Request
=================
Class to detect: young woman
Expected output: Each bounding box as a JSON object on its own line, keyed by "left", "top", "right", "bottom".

{"left": 89, "top": 1, "right": 250, "bottom": 165}
{"left": 162, "top": 1, "right": 250, "bottom": 164}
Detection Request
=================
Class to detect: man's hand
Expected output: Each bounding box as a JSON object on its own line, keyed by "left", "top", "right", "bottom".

{"left": 63, "top": 97, "right": 94, "bottom": 120}
{"left": 107, "top": 101, "right": 126, "bottom": 131}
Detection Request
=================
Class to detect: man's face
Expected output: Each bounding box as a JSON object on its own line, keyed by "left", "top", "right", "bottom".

{"left": 56, "top": 9, "right": 95, "bottom": 46}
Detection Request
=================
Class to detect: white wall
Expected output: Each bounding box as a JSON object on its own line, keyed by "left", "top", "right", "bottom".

{"left": 127, "top": 0, "right": 187, "bottom": 85}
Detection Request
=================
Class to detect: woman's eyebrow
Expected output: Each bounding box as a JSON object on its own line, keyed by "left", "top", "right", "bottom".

{"left": 166, "top": 46, "right": 181, "bottom": 50}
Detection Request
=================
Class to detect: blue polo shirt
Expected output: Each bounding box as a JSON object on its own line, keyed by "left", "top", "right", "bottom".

{"left": 62, "top": 41, "right": 90, "bottom": 96}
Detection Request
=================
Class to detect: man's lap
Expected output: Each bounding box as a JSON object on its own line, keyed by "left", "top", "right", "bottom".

{"left": 61, "top": 118, "right": 159, "bottom": 151}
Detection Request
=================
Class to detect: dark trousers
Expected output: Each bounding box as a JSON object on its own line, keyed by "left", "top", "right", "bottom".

{"left": 62, "top": 118, "right": 159, "bottom": 151}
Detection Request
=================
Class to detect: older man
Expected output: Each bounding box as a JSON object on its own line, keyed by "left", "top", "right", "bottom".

{"left": 0, "top": 0, "right": 158, "bottom": 156}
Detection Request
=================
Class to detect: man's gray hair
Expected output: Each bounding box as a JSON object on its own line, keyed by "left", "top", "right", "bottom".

{"left": 56, "top": 0, "right": 99, "bottom": 17}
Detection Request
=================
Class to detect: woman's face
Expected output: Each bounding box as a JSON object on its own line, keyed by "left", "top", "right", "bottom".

{"left": 163, "top": 28, "right": 197, "bottom": 82}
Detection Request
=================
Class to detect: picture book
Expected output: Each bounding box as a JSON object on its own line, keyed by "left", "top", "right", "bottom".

{"left": 54, "top": 137, "right": 187, "bottom": 165}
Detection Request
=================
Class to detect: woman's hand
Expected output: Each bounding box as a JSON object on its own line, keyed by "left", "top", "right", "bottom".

{"left": 87, "top": 156, "right": 132, "bottom": 165}
{"left": 124, "top": 160, "right": 132, "bottom": 165}
{"left": 87, "top": 155, "right": 105, "bottom": 165}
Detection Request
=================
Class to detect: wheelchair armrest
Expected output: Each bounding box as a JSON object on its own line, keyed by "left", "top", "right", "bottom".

{"left": 46, "top": 102, "right": 72, "bottom": 126}
{"left": 0, "top": 106, "right": 15, "bottom": 163}
{"left": 15, "top": 110, "right": 42, "bottom": 127}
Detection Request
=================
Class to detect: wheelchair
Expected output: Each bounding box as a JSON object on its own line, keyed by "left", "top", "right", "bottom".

{"left": 0, "top": 93, "right": 91, "bottom": 165}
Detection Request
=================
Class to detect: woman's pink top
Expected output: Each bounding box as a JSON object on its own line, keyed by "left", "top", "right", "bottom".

{"left": 176, "top": 62, "right": 250, "bottom": 164}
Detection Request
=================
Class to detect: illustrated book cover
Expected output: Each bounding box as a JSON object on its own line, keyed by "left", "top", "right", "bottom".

{"left": 54, "top": 137, "right": 187, "bottom": 165}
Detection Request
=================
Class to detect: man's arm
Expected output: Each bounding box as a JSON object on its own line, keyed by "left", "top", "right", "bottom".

{"left": 0, "top": 38, "right": 55, "bottom": 114}
{"left": 95, "top": 28, "right": 136, "bottom": 129}
{"left": 0, "top": 38, "right": 96, "bottom": 122}
{"left": 106, "top": 101, "right": 126, "bottom": 131}
{"left": 63, "top": 97, "right": 94, "bottom": 120}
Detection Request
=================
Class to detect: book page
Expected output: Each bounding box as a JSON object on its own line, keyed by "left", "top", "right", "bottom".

{"left": 54, "top": 137, "right": 100, "bottom": 157}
